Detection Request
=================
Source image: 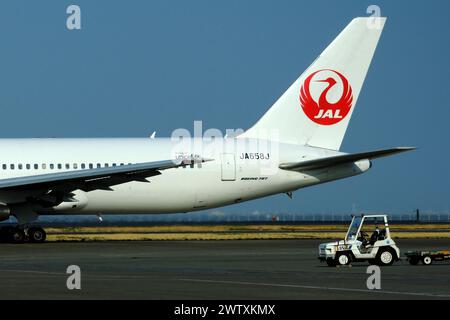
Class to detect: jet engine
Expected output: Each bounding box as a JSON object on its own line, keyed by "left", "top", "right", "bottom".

{"left": 51, "top": 190, "right": 88, "bottom": 211}
{"left": 0, "top": 203, "right": 11, "bottom": 221}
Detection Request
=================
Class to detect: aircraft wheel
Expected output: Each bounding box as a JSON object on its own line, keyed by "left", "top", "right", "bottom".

{"left": 9, "top": 228, "right": 25, "bottom": 244}
{"left": 28, "top": 227, "right": 47, "bottom": 243}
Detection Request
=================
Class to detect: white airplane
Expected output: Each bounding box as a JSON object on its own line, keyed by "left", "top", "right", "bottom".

{"left": 0, "top": 17, "right": 414, "bottom": 243}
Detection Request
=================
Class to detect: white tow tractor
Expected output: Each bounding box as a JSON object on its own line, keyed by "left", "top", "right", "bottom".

{"left": 318, "top": 214, "right": 400, "bottom": 267}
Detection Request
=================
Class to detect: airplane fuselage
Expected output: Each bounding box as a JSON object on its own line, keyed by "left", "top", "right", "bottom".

{"left": 0, "top": 138, "right": 370, "bottom": 215}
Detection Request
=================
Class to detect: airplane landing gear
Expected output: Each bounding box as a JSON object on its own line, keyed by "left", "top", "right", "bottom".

{"left": 10, "top": 227, "right": 25, "bottom": 243}
{"left": 0, "top": 226, "right": 47, "bottom": 243}
{"left": 28, "top": 227, "right": 46, "bottom": 243}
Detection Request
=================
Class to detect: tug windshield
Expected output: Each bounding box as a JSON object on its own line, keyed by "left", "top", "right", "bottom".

{"left": 346, "top": 216, "right": 362, "bottom": 241}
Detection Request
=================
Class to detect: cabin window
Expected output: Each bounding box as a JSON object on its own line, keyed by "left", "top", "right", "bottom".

{"left": 66, "top": 163, "right": 70, "bottom": 169}
{"left": 104, "top": 163, "right": 109, "bottom": 167}
{"left": 50, "top": 164, "right": 54, "bottom": 169}
{"left": 58, "top": 164, "right": 62, "bottom": 169}
{"left": 26, "top": 164, "right": 31, "bottom": 170}
{"left": 10, "top": 164, "right": 14, "bottom": 170}
{"left": 81, "top": 163, "right": 86, "bottom": 169}
{"left": 18, "top": 164, "right": 23, "bottom": 170}
{"left": 2, "top": 164, "right": 6, "bottom": 170}
{"left": 42, "top": 164, "right": 47, "bottom": 170}
{"left": 34, "top": 164, "right": 38, "bottom": 170}
{"left": 73, "top": 163, "right": 78, "bottom": 169}
{"left": 97, "top": 163, "right": 101, "bottom": 168}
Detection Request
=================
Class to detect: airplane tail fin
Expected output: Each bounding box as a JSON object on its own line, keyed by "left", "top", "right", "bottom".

{"left": 239, "top": 17, "right": 386, "bottom": 150}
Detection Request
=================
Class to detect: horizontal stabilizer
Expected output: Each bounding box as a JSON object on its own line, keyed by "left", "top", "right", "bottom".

{"left": 279, "top": 147, "right": 415, "bottom": 171}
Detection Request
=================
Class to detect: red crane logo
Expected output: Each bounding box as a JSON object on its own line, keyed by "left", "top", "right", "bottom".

{"left": 300, "top": 69, "right": 353, "bottom": 125}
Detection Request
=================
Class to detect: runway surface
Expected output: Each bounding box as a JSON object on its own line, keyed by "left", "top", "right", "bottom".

{"left": 1, "top": 239, "right": 450, "bottom": 299}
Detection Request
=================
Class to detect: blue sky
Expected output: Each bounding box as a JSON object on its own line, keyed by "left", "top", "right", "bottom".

{"left": 0, "top": 1, "right": 448, "bottom": 216}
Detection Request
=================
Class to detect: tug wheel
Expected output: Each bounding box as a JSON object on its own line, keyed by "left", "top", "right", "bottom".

{"left": 375, "top": 248, "right": 395, "bottom": 266}
{"left": 422, "top": 256, "right": 432, "bottom": 265}
{"left": 336, "top": 253, "right": 351, "bottom": 266}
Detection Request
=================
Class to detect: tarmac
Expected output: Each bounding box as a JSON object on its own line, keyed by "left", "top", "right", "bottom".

{"left": 0, "top": 239, "right": 450, "bottom": 299}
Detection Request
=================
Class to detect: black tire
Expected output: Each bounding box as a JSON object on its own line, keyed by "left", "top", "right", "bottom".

{"left": 28, "top": 227, "right": 46, "bottom": 243}
{"left": 336, "top": 252, "right": 351, "bottom": 266}
{"left": 9, "top": 228, "right": 25, "bottom": 244}
{"left": 326, "top": 258, "right": 337, "bottom": 267}
{"left": 422, "top": 256, "right": 432, "bottom": 265}
{"left": 375, "top": 248, "right": 395, "bottom": 266}
{"left": 409, "top": 257, "right": 420, "bottom": 265}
